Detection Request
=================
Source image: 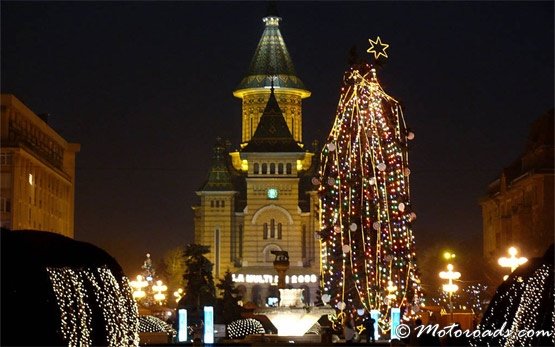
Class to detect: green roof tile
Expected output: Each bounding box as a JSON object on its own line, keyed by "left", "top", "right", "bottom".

{"left": 200, "top": 138, "right": 235, "bottom": 191}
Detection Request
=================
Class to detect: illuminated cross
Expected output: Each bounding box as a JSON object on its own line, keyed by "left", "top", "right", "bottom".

{"left": 498, "top": 246, "right": 528, "bottom": 280}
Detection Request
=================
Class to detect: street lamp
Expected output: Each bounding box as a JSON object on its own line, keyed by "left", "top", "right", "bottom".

{"left": 498, "top": 246, "right": 527, "bottom": 280}
{"left": 439, "top": 264, "right": 461, "bottom": 323}
{"left": 443, "top": 251, "right": 456, "bottom": 260}
{"left": 152, "top": 280, "right": 168, "bottom": 304}
{"left": 130, "top": 275, "right": 149, "bottom": 300}
{"left": 174, "top": 288, "right": 184, "bottom": 303}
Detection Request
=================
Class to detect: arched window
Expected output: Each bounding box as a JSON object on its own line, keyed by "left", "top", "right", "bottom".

{"left": 302, "top": 225, "right": 307, "bottom": 259}
{"left": 286, "top": 163, "right": 292, "bottom": 174}
{"left": 278, "top": 223, "right": 282, "bottom": 239}
{"left": 210, "top": 200, "right": 214, "bottom": 208}
{"left": 216, "top": 200, "right": 220, "bottom": 208}
{"left": 278, "top": 163, "right": 284, "bottom": 174}
{"left": 270, "top": 219, "right": 275, "bottom": 238}
{"left": 254, "top": 163, "right": 260, "bottom": 174}
{"left": 262, "top": 163, "right": 268, "bottom": 174}
{"left": 263, "top": 223, "right": 268, "bottom": 239}
{"left": 270, "top": 163, "right": 276, "bottom": 174}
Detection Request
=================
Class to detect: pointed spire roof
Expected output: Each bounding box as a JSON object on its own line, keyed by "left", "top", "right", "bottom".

{"left": 200, "top": 138, "right": 235, "bottom": 191}
{"left": 233, "top": 4, "right": 310, "bottom": 98}
{"left": 242, "top": 87, "right": 303, "bottom": 153}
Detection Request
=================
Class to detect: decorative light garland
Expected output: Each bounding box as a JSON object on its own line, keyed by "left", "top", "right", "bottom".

{"left": 316, "top": 62, "right": 421, "bottom": 330}
{"left": 47, "top": 266, "right": 140, "bottom": 346}
{"left": 471, "top": 263, "right": 553, "bottom": 346}
{"left": 227, "top": 318, "right": 265, "bottom": 339}
{"left": 139, "top": 315, "right": 176, "bottom": 337}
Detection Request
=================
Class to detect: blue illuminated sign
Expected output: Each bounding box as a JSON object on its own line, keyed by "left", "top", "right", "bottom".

{"left": 178, "top": 309, "right": 187, "bottom": 342}
{"left": 390, "top": 307, "right": 401, "bottom": 340}
{"left": 204, "top": 306, "right": 214, "bottom": 344}
{"left": 370, "top": 309, "right": 380, "bottom": 341}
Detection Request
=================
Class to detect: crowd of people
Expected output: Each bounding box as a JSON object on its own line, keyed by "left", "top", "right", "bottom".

{"left": 338, "top": 313, "right": 470, "bottom": 346}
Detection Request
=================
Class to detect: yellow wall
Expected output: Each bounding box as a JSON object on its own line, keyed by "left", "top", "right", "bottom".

{"left": 240, "top": 90, "right": 304, "bottom": 144}
{"left": 0, "top": 94, "right": 79, "bottom": 237}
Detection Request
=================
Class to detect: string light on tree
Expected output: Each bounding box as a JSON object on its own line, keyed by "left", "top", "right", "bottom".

{"left": 317, "top": 37, "right": 421, "bottom": 331}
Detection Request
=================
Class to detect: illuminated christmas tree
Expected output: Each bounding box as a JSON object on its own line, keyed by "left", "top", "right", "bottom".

{"left": 317, "top": 39, "right": 421, "bottom": 331}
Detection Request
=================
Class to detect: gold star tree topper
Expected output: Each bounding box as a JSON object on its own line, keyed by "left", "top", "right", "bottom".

{"left": 367, "top": 36, "right": 389, "bottom": 59}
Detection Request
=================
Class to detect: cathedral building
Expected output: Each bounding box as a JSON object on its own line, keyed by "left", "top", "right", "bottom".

{"left": 0, "top": 94, "right": 80, "bottom": 237}
{"left": 193, "top": 6, "right": 321, "bottom": 306}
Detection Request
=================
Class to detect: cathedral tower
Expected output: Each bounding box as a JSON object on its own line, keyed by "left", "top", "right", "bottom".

{"left": 233, "top": 5, "right": 310, "bottom": 145}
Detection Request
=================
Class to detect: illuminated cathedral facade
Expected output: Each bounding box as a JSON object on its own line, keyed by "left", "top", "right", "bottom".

{"left": 193, "top": 7, "right": 321, "bottom": 306}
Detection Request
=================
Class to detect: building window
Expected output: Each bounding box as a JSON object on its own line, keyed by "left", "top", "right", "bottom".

{"left": 270, "top": 163, "right": 276, "bottom": 174}
{"left": 0, "top": 153, "right": 12, "bottom": 165}
{"left": 302, "top": 226, "right": 307, "bottom": 259}
{"left": 263, "top": 219, "right": 282, "bottom": 240}
{"left": 254, "top": 163, "right": 260, "bottom": 174}
{"left": 286, "top": 163, "right": 292, "bottom": 175}
{"left": 210, "top": 200, "right": 214, "bottom": 208}
{"left": 0, "top": 197, "right": 11, "bottom": 212}
{"left": 216, "top": 200, "right": 220, "bottom": 208}
{"left": 215, "top": 228, "right": 221, "bottom": 279}
{"left": 270, "top": 219, "right": 275, "bottom": 238}
{"left": 221, "top": 200, "right": 225, "bottom": 208}
{"left": 262, "top": 163, "right": 268, "bottom": 174}
{"left": 278, "top": 163, "right": 284, "bottom": 174}
{"left": 238, "top": 224, "right": 243, "bottom": 259}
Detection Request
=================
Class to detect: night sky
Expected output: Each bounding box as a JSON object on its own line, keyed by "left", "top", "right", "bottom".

{"left": 2, "top": 1, "right": 553, "bottom": 283}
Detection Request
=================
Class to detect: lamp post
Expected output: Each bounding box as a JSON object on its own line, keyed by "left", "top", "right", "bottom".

{"left": 498, "top": 246, "right": 528, "bottom": 280}
{"left": 152, "top": 280, "right": 168, "bottom": 304}
{"left": 174, "top": 288, "right": 184, "bottom": 303}
{"left": 130, "top": 275, "right": 149, "bottom": 300}
{"left": 439, "top": 264, "right": 460, "bottom": 323}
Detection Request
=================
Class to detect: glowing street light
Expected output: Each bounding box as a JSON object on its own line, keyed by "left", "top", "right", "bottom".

{"left": 174, "top": 288, "right": 184, "bottom": 303}
{"left": 443, "top": 251, "right": 456, "bottom": 260}
{"left": 498, "top": 246, "right": 527, "bottom": 280}
{"left": 439, "top": 264, "right": 461, "bottom": 322}
{"left": 152, "top": 280, "right": 168, "bottom": 304}
{"left": 130, "top": 275, "right": 149, "bottom": 300}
